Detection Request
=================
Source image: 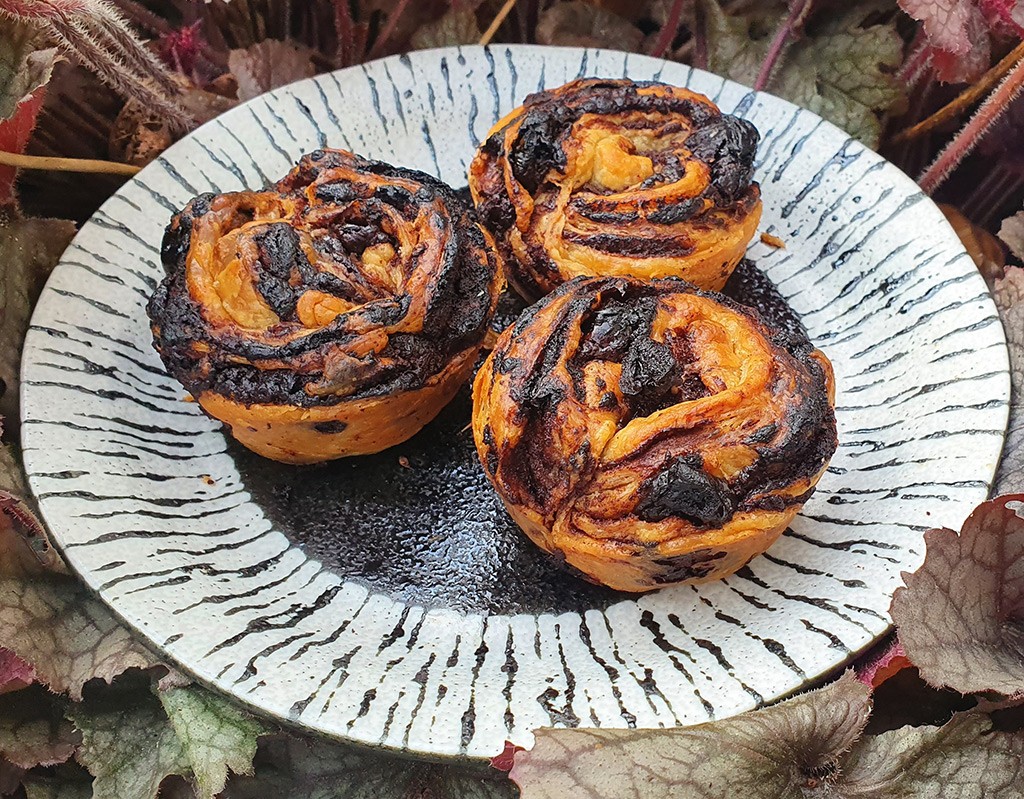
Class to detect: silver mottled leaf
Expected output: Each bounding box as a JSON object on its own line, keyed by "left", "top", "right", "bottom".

{"left": 994, "top": 266, "right": 1024, "bottom": 495}
{"left": 158, "top": 685, "right": 267, "bottom": 799}
{"left": 70, "top": 695, "right": 190, "bottom": 799}
{"left": 891, "top": 496, "right": 1024, "bottom": 695}
{"left": 511, "top": 673, "right": 871, "bottom": 798}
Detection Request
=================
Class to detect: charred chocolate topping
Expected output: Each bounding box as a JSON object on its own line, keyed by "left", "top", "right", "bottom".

{"left": 472, "top": 267, "right": 836, "bottom": 592}
{"left": 479, "top": 274, "right": 835, "bottom": 529}
{"left": 469, "top": 78, "right": 763, "bottom": 300}
{"left": 148, "top": 149, "right": 498, "bottom": 407}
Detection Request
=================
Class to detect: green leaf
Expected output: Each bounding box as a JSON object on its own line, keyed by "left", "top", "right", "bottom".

{"left": 70, "top": 693, "right": 190, "bottom": 799}
{"left": 223, "top": 734, "right": 516, "bottom": 799}
{"left": 778, "top": 10, "right": 906, "bottom": 148}
{"left": 0, "top": 212, "right": 76, "bottom": 426}
{"left": 0, "top": 21, "right": 57, "bottom": 121}
{"left": 510, "top": 672, "right": 872, "bottom": 798}
{"left": 993, "top": 266, "right": 1023, "bottom": 495}
{"left": 158, "top": 685, "right": 267, "bottom": 799}
{"left": 411, "top": 9, "right": 481, "bottom": 49}
{"left": 701, "top": 0, "right": 778, "bottom": 87}
{"left": 891, "top": 495, "right": 1024, "bottom": 695}
{"left": 22, "top": 773, "right": 93, "bottom": 799}
{"left": 0, "top": 686, "right": 78, "bottom": 769}
{"left": 702, "top": 0, "right": 905, "bottom": 147}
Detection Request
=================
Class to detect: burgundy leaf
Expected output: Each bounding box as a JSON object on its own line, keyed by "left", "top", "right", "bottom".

{"left": 0, "top": 647, "right": 35, "bottom": 694}
{"left": 856, "top": 638, "right": 912, "bottom": 689}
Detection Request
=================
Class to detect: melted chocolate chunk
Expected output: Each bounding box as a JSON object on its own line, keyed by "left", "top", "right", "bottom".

{"left": 374, "top": 184, "right": 414, "bottom": 211}
{"left": 637, "top": 455, "right": 734, "bottom": 526}
{"left": 647, "top": 197, "right": 706, "bottom": 225}
{"left": 619, "top": 339, "right": 678, "bottom": 417}
{"left": 577, "top": 296, "right": 656, "bottom": 362}
{"left": 685, "top": 116, "right": 760, "bottom": 204}
{"left": 509, "top": 112, "right": 568, "bottom": 194}
{"left": 562, "top": 231, "right": 694, "bottom": 257}
{"left": 479, "top": 190, "right": 517, "bottom": 233}
{"left": 314, "top": 181, "right": 358, "bottom": 204}
{"left": 252, "top": 223, "right": 308, "bottom": 317}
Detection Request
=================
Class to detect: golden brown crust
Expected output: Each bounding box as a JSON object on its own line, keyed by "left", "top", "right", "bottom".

{"left": 469, "top": 79, "right": 763, "bottom": 300}
{"left": 148, "top": 148, "right": 501, "bottom": 463}
{"left": 472, "top": 275, "right": 837, "bottom": 592}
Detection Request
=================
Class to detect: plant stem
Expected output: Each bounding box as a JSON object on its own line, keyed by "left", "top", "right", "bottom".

{"left": 0, "top": 150, "right": 141, "bottom": 176}
{"left": 892, "top": 39, "right": 1024, "bottom": 144}
{"left": 918, "top": 55, "right": 1024, "bottom": 195}
{"left": 649, "top": 0, "right": 687, "bottom": 59}
{"left": 753, "top": 0, "right": 813, "bottom": 91}
{"left": 479, "top": 0, "right": 518, "bottom": 46}
{"left": 896, "top": 32, "right": 932, "bottom": 89}
{"left": 334, "top": 0, "right": 355, "bottom": 67}
{"left": 366, "top": 0, "right": 413, "bottom": 59}
{"left": 692, "top": 0, "right": 707, "bottom": 70}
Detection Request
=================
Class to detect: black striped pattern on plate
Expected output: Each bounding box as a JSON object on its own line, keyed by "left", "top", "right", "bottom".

{"left": 21, "top": 45, "right": 1010, "bottom": 759}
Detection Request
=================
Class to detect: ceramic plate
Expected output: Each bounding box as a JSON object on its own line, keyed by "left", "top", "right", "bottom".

{"left": 21, "top": 45, "right": 1010, "bottom": 759}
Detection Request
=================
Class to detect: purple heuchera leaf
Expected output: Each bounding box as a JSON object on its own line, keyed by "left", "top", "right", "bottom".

{"left": 891, "top": 495, "right": 1024, "bottom": 695}
{"left": 898, "top": 0, "right": 991, "bottom": 82}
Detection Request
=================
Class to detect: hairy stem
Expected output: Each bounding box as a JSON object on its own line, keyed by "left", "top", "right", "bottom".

{"left": 892, "top": 40, "right": 1024, "bottom": 144}
{"left": 90, "top": 12, "right": 179, "bottom": 94}
{"left": 918, "top": 56, "right": 1024, "bottom": 195}
{"left": 692, "top": 0, "right": 708, "bottom": 70}
{"left": 334, "top": 0, "right": 356, "bottom": 67}
{"left": 44, "top": 17, "right": 192, "bottom": 132}
{"left": 897, "top": 31, "right": 932, "bottom": 89}
{"left": 366, "top": 0, "right": 413, "bottom": 59}
{"left": 754, "top": 0, "right": 813, "bottom": 91}
{"left": 649, "top": 0, "right": 687, "bottom": 59}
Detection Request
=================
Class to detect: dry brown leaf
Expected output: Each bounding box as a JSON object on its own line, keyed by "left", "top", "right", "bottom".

{"left": 536, "top": 1, "right": 644, "bottom": 49}
{"left": 228, "top": 40, "right": 317, "bottom": 103}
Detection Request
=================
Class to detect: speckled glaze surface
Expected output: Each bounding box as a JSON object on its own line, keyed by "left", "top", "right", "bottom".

{"left": 21, "top": 46, "right": 1010, "bottom": 759}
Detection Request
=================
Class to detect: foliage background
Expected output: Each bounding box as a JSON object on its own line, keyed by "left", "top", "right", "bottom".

{"left": 0, "top": 0, "right": 1023, "bottom": 796}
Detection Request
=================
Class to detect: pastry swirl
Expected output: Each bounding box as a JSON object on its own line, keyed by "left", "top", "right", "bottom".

{"left": 469, "top": 78, "right": 763, "bottom": 300}
{"left": 472, "top": 275, "right": 836, "bottom": 592}
{"left": 148, "top": 148, "right": 501, "bottom": 464}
